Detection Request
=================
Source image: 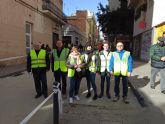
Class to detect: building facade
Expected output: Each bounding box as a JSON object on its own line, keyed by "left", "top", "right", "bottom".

{"left": 66, "top": 10, "right": 97, "bottom": 46}
{"left": 0, "top": 0, "right": 66, "bottom": 66}
{"left": 128, "top": 0, "right": 165, "bottom": 61}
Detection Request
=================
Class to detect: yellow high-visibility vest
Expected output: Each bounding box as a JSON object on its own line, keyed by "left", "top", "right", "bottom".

{"left": 67, "top": 55, "right": 77, "bottom": 77}
{"left": 113, "top": 51, "right": 130, "bottom": 76}
{"left": 30, "top": 49, "right": 46, "bottom": 68}
{"left": 89, "top": 55, "right": 97, "bottom": 72}
{"left": 53, "top": 48, "right": 69, "bottom": 72}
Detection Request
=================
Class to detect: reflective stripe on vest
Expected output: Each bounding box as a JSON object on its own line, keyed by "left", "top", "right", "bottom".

{"left": 113, "top": 51, "right": 130, "bottom": 76}
{"left": 30, "top": 49, "right": 46, "bottom": 68}
{"left": 53, "top": 48, "right": 69, "bottom": 72}
{"left": 89, "top": 55, "right": 97, "bottom": 72}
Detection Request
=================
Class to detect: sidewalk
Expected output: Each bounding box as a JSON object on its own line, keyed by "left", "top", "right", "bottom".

{"left": 0, "top": 64, "right": 26, "bottom": 78}
{"left": 129, "top": 60, "right": 165, "bottom": 114}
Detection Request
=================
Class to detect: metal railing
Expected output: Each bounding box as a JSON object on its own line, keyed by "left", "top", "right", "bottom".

{"left": 20, "top": 81, "right": 61, "bottom": 124}
{"left": 42, "top": 0, "right": 66, "bottom": 20}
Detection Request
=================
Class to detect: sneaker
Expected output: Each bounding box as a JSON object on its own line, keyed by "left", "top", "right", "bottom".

{"left": 161, "top": 90, "right": 165, "bottom": 94}
{"left": 69, "top": 97, "right": 73, "bottom": 103}
{"left": 34, "top": 94, "right": 42, "bottom": 99}
{"left": 123, "top": 97, "right": 129, "bottom": 104}
{"left": 98, "top": 93, "right": 103, "bottom": 98}
{"left": 113, "top": 96, "right": 120, "bottom": 102}
{"left": 150, "top": 85, "right": 155, "bottom": 89}
{"left": 92, "top": 94, "right": 98, "bottom": 100}
{"left": 86, "top": 92, "right": 91, "bottom": 98}
{"left": 74, "top": 95, "right": 80, "bottom": 101}
{"left": 106, "top": 93, "right": 111, "bottom": 99}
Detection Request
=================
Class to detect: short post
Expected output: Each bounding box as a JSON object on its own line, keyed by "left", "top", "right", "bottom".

{"left": 53, "top": 81, "right": 60, "bottom": 124}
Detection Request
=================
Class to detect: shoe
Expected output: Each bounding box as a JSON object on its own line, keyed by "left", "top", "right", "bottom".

{"left": 74, "top": 95, "right": 80, "bottom": 101}
{"left": 98, "top": 93, "right": 103, "bottom": 98}
{"left": 150, "top": 85, "right": 155, "bottom": 89}
{"left": 106, "top": 93, "right": 111, "bottom": 99}
{"left": 123, "top": 97, "right": 129, "bottom": 104}
{"left": 113, "top": 96, "right": 119, "bottom": 102}
{"left": 44, "top": 94, "right": 48, "bottom": 98}
{"left": 35, "top": 94, "right": 42, "bottom": 99}
{"left": 86, "top": 92, "right": 91, "bottom": 98}
{"left": 161, "top": 90, "right": 165, "bottom": 94}
{"left": 92, "top": 94, "right": 98, "bottom": 100}
{"left": 69, "top": 97, "right": 73, "bottom": 103}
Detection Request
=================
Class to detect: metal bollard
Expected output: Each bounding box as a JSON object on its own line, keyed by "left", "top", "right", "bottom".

{"left": 53, "top": 81, "right": 60, "bottom": 124}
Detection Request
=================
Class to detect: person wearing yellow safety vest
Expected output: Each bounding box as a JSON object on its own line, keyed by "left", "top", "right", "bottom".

{"left": 67, "top": 45, "right": 82, "bottom": 103}
{"left": 51, "top": 40, "right": 69, "bottom": 95}
{"left": 109, "top": 41, "right": 132, "bottom": 104}
{"left": 27, "top": 42, "right": 50, "bottom": 98}
{"left": 80, "top": 43, "right": 98, "bottom": 100}
{"left": 98, "top": 41, "right": 112, "bottom": 99}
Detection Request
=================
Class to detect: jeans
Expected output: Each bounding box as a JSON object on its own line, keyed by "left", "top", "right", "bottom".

{"left": 86, "top": 71, "right": 97, "bottom": 94}
{"left": 69, "top": 75, "right": 81, "bottom": 97}
{"left": 100, "top": 71, "right": 110, "bottom": 95}
{"left": 150, "top": 67, "right": 165, "bottom": 91}
{"left": 114, "top": 75, "right": 128, "bottom": 97}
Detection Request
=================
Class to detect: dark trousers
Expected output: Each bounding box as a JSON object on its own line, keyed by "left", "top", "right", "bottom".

{"left": 86, "top": 71, "right": 97, "bottom": 94}
{"left": 69, "top": 76, "right": 81, "bottom": 97}
{"left": 100, "top": 71, "right": 110, "bottom": 95}
{"left": 32, "top": 69, "right": 48, "bottom": 96}
{"left": 54, "top": 69, "right": 67, "bottom": 94}
{"left": 114, "top": 75, "right": 128, "bottom": 97}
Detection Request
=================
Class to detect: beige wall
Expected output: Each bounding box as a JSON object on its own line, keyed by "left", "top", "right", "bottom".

{"left": 0, "top": 0, "right": 63, "bottom": 66}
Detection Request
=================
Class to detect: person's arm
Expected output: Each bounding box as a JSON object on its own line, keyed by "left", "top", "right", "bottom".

{"left": 150, "top": 45, "right": 161, "bottom": 61}
{"left": 128, "top": 54, "right": 133, "bottom": 73}
{"left": 109, "top": 54, "right": 114, "bottom": 73}
{"left": 66, "top": 55, "right": 74, "bottom": 69}
{"left": 51, "top": 53, "right": 54, "bottom": 72}
{"left": 27, "top": 52, "right": 31, "bottom": 72}
{"left": 46, "top": 52, "right": 50, "bottom": 71}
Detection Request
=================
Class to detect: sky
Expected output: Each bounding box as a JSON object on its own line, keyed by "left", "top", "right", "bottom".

{"left": 63, "top": 0, "right": 108, "bottom": 16}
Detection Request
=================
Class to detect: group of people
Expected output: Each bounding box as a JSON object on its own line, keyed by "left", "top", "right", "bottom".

{"left": 27, "top": 40, "right": 133, "bottom": 104}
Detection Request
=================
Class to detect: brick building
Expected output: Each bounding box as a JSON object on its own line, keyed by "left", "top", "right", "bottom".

{"left": 66, "top": 10, "right": 97, "bottom": 45}
{"left": 0, "top": 0, "right": 66, "bottom": 66}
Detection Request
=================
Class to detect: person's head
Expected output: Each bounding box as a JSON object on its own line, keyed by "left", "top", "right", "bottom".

{"left": 85, "top": 42, "right": 92, "bottom": 51}
{"left": 116, "top": 41, "right": 124, "bottom": 51}
{"left": 103, "top": 41, "right": 109, "bottom": 51}
{"left": 71, "top": 45, "right": 78, "bottom": 54}
{"left": 55, "top": 40, "right": 63, "bottom": 48}
{"left": 33, "top": 42, "right": 41, "bottom": 50}
{"left": 97, "top": 42, "right": 103, "bottom": 51}
{"left": 157, "top": 37, "right": 165, "bottom": 47}
{"left": 162, "top": 31, "right": 165, "bottom": 38}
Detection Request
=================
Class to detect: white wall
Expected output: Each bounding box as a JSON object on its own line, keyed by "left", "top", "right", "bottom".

{"left": 152, "top": 0, "right": 165, "bottom": 27}
{"left": 133, "top": 0, "right": 154, "bottom": 36}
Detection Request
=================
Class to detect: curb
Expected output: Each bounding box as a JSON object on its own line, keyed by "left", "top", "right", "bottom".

{"left": 0, "top": 69, "right": 26, "bottom": 78}
{"left": 128, "top": 79, "right": 147, "bottom": 107}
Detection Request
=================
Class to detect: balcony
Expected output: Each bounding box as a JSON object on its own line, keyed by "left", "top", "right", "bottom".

{"left": 42, "top": 0, "right": 67, "bottom": 24}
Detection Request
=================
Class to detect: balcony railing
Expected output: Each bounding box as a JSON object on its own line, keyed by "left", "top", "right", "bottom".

{"left": 42, "top": 0, "right": 66, "bottom": 21}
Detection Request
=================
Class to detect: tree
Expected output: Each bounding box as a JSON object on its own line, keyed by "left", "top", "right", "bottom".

{"left": 96, "top": 0, "right": 134, "bottom": 38}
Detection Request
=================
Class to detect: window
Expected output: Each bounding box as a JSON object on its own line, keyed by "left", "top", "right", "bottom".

{"left": 25, "top": 22, "right": 32, "bottom": 54}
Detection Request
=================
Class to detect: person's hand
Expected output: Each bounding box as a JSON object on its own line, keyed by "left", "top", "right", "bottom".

{"left": 74, "top": 65, "right": 78, "bottom": 69}
{"left": 127, "top": 72, "right": 131, "bottom": 77}
{"left": 161, "top": 56, "right": 165, "bottom": 61}
{"left": 110, "top": 71, "right": 113, "bottom": 76}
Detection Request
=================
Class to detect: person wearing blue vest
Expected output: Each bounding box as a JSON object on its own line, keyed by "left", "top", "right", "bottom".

{"left": 109, "top": 41, "right": 132, "bottom": 104}
{"left": 51, "top": 40, "right": 70, "bottom": 95}
{"left": 27, "top": 42, "right": 50, "bottom": 98}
